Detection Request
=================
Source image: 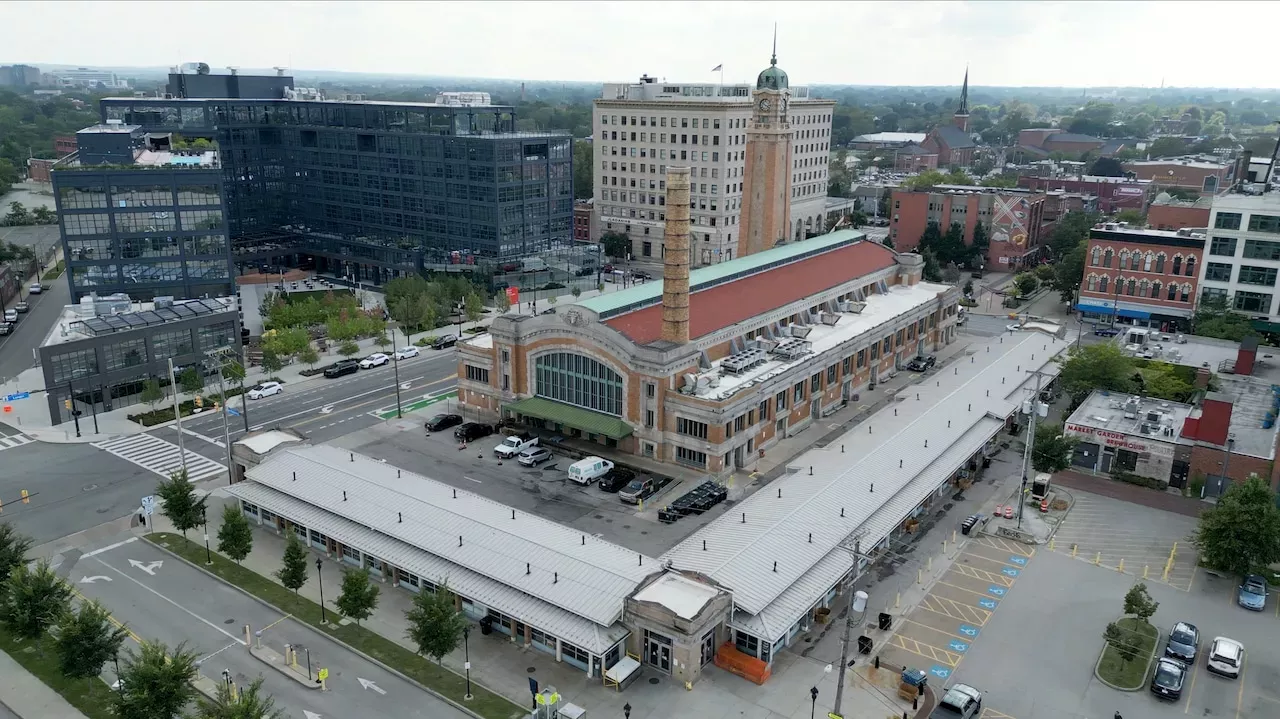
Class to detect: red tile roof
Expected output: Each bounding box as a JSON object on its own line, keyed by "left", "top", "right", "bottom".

{"left": 604, "top": 241, "right": 899, "bottom": 344}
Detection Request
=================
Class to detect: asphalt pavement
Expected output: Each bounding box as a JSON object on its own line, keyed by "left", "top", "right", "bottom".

{"left": 0, "top": 271, "right": 69, "bottom": 383}
{"left": 70, "top": 535, "right": 471, "bottom": 719}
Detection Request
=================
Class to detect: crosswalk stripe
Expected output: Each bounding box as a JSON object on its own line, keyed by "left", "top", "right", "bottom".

{"left": 92, "top": 434, "right": 226, "bottom": 482}
{"left": 0, "top": 434, "right": 33, "bottom": 451}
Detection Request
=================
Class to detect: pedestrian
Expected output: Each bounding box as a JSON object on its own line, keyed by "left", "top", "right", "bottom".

{"left": 1114, "top": 712, "right": 1122, "bottom": 719}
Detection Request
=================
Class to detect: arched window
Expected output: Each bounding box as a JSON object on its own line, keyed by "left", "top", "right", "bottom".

{"left": 1091, "top": 246, "right": 1102, "bottom": 266}
{"left": 1167, "top": 283, "right": 1178, "bottom": 300}
{"left": 534, "top": 352, "right": 623, "bottom": 416}
{"left": 1088, "top": 275, "right": 1099, "bottom": 292}
{"left": 1181, "top": 284, "right": 1191, "bottom": 302}
{"left": 1144, "top": 252, "right": 1154, "bottom": 272}
{"left": 1155, "top": 253, "right": 1166, "bottom": 273}
{"left": 1127, "top": 278, "right": 1137, "bottom": 296}
{"left": 1172, "top": 255, "right": 1182, "bottom": 275}
{"left": 1139, "top": 279, "right": 1151, "bottom": 298}
{"left": 1152, "top": 281, "right": 1162, "bottom": 298}
{"left": 1184, "top": 256, "right": 1196, "bottom": 277}
{"left": 1119, "top": 250, "right": 1130, "bottom": 270}
{"left": 1099, "top": 276, "right": 1110, "bottom": 293}
{"left": 1103, "top": 248, "right": 1114, "bottom": 268}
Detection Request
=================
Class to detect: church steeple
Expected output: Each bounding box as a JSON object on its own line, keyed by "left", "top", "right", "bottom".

{"left": 953, "top": 66, "right": 970, "bottom": 132}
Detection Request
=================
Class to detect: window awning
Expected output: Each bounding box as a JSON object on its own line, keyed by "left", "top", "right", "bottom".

{"left": 1075, "top": 303, "right": 1150, "bottom": 320}
{"left": 506, "top": 397, "right": 634, "bottom": 440}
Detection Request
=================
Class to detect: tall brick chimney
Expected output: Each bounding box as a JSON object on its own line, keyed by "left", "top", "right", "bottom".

{"left": 661, "top": 167, "right": 692, "bottom": 345}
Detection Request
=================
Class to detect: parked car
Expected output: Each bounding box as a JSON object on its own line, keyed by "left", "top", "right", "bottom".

{"left": 1206, "top": 637, "right": 1244, "bottom": 678}
{"left": 1164, "top": 621, "right": 1199, "bottom": 663}
{"left": 1237, "top": 574, "right": 1268, "bottom": 611}
{"left": 928, "top": 683, "right": 982, "bottom": 719}
{"left": 323, "top": 359, "right": 360, "bottom": 378}
{"left": 454, "top": 422, "right": 494, "bottom": 442}
{"left": 516, "top": 447, "right": 552, "bottom": 466}
{"left": 359, "top": 353, "right": 390, "bottom": 369}
{"left": 598, "top": 467, "right": 636, "bottom": 493}
{"left": 1094, "top": 326, "right": 1121, "bottom": 337}
{"left": 27, "top": 283, "right": 42, "bottom": 295}
{"left": 13, "top": 302, "right": 29, "bottom": 313}
{"left": 567, "top": 456, "right": 614, "bottom": 485}
{"left": 575, "top": 267, "right": 594, "bottom": 277}
{"left": 0, "top": 322, "right": 11, "bottom": 336}
{"left": 3, "top": 309, "right": 16, "bottom": 323}
{"left": 619, "top": 477, "right": 658, "bottom": 505}
{"left": 540, "top": 308, "right": 557, "bottom": 315}
{"left": 632, "top": 269, "right": 652, "bottom": 280}
{"left": 393, "top": 346, "right": 420, "bottom": 360}
{"left": 1150, "top": 658, "right": 1186, "bottom": 700}
{"left": 493, "top": 433, "right": 539, "bottom": 459}
{"left": 246, "top": 381, "right": 283, "bottom": 400}
{"left": 906, "top": 355, "right": 936, "bottom": 372}
{"left": 424, "top": 413, "right": 463, "bottom": 432}
{"left": 431, "top": 335, "right": 458, "bottom": 350}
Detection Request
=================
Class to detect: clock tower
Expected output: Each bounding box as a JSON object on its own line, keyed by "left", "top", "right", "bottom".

{"left": 738, "top": 32, "right": 793, "bottom": 259}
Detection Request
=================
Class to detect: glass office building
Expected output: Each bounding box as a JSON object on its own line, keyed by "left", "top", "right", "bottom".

{"left": 90, "top": 98, "right": 573, "bottom": 286}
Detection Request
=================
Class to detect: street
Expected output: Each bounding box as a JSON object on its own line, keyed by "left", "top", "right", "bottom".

{"left": 0, "top": 267, "right": 69, "bottom": 384}
{"left": 70, "top": 534, "right": 471, "bottom": 719}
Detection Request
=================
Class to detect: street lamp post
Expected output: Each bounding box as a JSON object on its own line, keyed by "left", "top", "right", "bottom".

{"left": 316, "top": 557, "right": 327, "bottom": 623}
{"left": 809, "top": 686, "right": 819, "bottom": 719}
{"left": 1222, "top": 435, "right": 1236, "bottom": 485}
{"left": 463, "top": 625, "right": 473, "bottom": 700}
{"left": 391, "top": 328, "right": 404, "bottom": 419}
{"left": 113, "top": 654, "right": 122, "bottom": 694}
{"left": 202, "top": 506, "right": 212, "bottom": 565}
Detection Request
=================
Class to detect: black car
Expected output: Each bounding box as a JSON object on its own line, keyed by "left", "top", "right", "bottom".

{"left": 323, "top": 359, "right": 360, "bottom": 378}
{"left": 1094, "top": 326, "right": 1121, "bottom": 337}
{"left": 431, "top": 335, "right": 458, "bottom": 350}
{"left": 0, "top": 322, "right": 11, "bottom": 336}
{"left": 598, "top": 467, "right": 636, "bottom": 493}
{"left": 632, "top": 270, "right": 652, "bottom": 281}
{"left": 453, "top": 422, "right": 494, "bottom": 442}
{"left": 1150, "top": 658, "right": 1186, "bottom": 700}
{"left": 575, "top": 267, "right": 595, "bottom": 277}
{"left": 1164, "top": 621, "right": 1199, "bottom": 663}
{"left": 425, "top": 413, "right": 463, "bottom": 432}
{"left": 906, "top": 355, "right": 937, "bottom": 372}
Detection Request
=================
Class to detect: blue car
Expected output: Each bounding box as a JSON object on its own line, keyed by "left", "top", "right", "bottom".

{"left": 1237, "top": 574, "right": 1268, "bottom": 611}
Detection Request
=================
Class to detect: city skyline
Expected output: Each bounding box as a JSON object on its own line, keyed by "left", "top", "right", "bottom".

{"left": 6, "top": 0, "right": 1280, "bottom": 89}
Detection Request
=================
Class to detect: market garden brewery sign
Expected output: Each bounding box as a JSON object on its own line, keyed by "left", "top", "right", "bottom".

{"left": 1065, "top": 423, "right": 1172, "bottom": 456}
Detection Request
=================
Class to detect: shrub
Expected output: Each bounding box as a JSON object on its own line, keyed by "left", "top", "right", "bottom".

{"left": 1111, "top": 470, "right": 1163, "bottom": 490}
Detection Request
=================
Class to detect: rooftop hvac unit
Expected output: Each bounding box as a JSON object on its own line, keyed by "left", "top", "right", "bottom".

{"left": 837, "top": 301, "right": 853, "bottom": 312}
{"left": 154, "top": 296, "right": 174, "bottom": 309}
{"left": 846, "top": 301, "right": 867, "bottom": 314}
{"left": 707, "top": 375, "right": 721, "bottom": 388}
{"left": 1123, "top": 409, "right": 1138, "bottom": 420}
{"left": 820, "top": 312, "right": 840, "bottom": 326}
{"left": 790, "top": 325, "right": 813, "bottom": 339}
{"left": 1146, "top": 411, "right": 1161, "bottom": 423}
{"left": 773, "top": 339, "right": 811, "bottom": 361}
{"left": 683, "top": 373, "right": 698, "bottom": 391}
{"left": 753, "top": 338, "right": 778, "bottom": 353}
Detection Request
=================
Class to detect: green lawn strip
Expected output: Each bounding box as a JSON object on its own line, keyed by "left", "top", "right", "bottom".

{"left": 0, "top": 626, "right": 117, "bottom": 719}
{"left": 42, "top": 259, "right": 66, "bottom": 281}
{"left": 1096, "top": 617, "right": 1158, "bottom": 690}
{"left": 145, "top": 533, "right": 524, "bottom": 719}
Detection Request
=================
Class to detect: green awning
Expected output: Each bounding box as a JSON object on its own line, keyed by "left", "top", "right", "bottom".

{"left": 505, "top": 397, "right": 634, "bottom": 440}
{"left": 1251, "top": 319, "right": 1280, "bottom": 334}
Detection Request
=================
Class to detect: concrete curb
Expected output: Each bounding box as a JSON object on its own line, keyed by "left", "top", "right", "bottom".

{"left": 248, "top": 645, "right": 322, "bottom": 690}
{"left": 141, "top": 535, "right": 509, "bottom": 719}
{"left": 1093, "top": 621, "right": 1159, "bottom": 692}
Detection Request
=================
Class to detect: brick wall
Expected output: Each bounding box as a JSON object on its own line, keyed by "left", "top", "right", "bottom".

{"left": 1147, "top": 203, "right": 1210, "bottom": 231}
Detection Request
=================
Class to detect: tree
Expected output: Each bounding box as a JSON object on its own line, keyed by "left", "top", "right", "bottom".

{"left": 1192, "top": 475, "right": 1280, "bottom": 577}
{"left": 178, "top": 367, "right": 204, "bottom": 395}
{"left": 275, "top": 532, "right": 309, "bottom": 594}
{"left": 1193, "top": 294, "right": 1256, "bottom": 342}
{"left": 1104, "top": 622, "right": 1140, "bottom": 667}
{"left": 217, "top": 504, "right": 253, "bottom": 564}
{"left": 1032, "top": 424, "right": 1077, "bottom": 473}
{"left": 572, "top": 140, "right": 594, "bottom": 200}
{"left": 1146, "top": 136, "right": 1186, "bottom": 159}
{"left": 335, "top": 568, "right": 380, "bottom": 625}
{"left": 260, "top": 349, "right": 285, "bottom": 374}
{"left": 495, "top": 289, "right": 512, "bottom": 313}
{"left": 338, "top": 340, "right": 361, "bottom": 358}
{"left": 297, "top": 344, "right": 320, "bottom": 370}
{"left": 1053, "top": 241, "right": 1087, "bottom": 303}
{"left": 1123, "top": 582, "right": 1159, "bottom": 624}
{"left": 31, "top": 206, "right": 56, "bottom": 224}
{"left": 882, "top": 236, "right": 894, "bottom": 250}
{"left": 192, "top": 676, "right": 285, "bottom": 719}
{"left": 405, "top": 581, "right": 466, "bottom": 664}
{"left": 1141, "top": 363, "right": 1193, "bottom": 402}
{"left": 140, "top": 379, "right": 164, "bottom": 411}
{"left": 55, "top": 599, "right": 129, "bottom": 680}
{"left": 1088, "top": 157, "right": 1124, "bottom": 177}
{"left": 1059, "top": 342, "right": 1137, "bottom": 399}
{"left": 3, "top": 202, "right": 32, "bottom": 226}
{"left": 464, "top": 292, "right": 484, "bottom": 324}
{"left": 1116, "top": 209, "right": 1145, "bottom": 225}
{"left": 155, "top": 469, "right": 206, "bottom": 539}
{"left": 970, "top": 223, "right": 989, "bottom": 268}
{"left": 962, "top": 279, "right": 974, "bottom": 296}
{"left": 112, "top": 640, "right": 198, "bottom": 719}
{"left": 601, "top": 230, "right": 629, "bottom": 259}
{"left": 221, "top": 360, "right": 246, "bottom": 402}
{"left": 0, "top": 523, "right": 33, "bottom": 585}
{"left": 0, "top": 560, "right": 72, "bottom": 640}
{"left": 571, "top": 286, "right": 582, "bottom": 299}
{"left": 1013, "top": 273, "right": 1039, "bottom": 296}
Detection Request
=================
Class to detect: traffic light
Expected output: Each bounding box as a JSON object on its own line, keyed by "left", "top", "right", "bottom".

{"left": 64, "top": 399, "right": 72, "bottom": 410}
{"left": 20, "top": 490, "right": 29, "bottom": 505}
{"left": 195, "top": 395, "right": 203, "bottom": 408}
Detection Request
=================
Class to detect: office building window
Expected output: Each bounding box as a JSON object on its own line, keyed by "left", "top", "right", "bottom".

{"left": 675, "top": 446, "right": 707, "bottom": 468}
{"left": 1238, "top": 265, "right": 1278, "bottom": 287}
{"left": 465, "top": 365, "right": 490, "bottom": 383}
{"left": 1214, "top": 212, "right": 1242, "bottom": 230}
{"left": 676, "top": 417, "right": 708, "bottom": 439}
{"left": 1248, "top": 214, "right": 1280, "bottom": 234}
{"left": 1234, "top": 291, "right": 1272, "bottom": 313}
{"left": 534, "top": 353, "right": 622, "bottom": 416}
{"left": 1204, "top": 263, "right": 1232, "bottom": 282}
{"left": 1244, "top": 239, "right": 1280, "bottom": 261}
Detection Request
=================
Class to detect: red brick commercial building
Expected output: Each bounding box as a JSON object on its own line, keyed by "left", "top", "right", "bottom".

{"left": 1075, "top": 223, "right": 1204, "bottom": 331}
{"left": 1181, "top": 343, "right": 1280, "bottom": 495}
{"left": 889, "top": 185, "right": 1047, "bottom": 271}
{"left": 1016, "top": 129, "right": 1106, "bottom": 157}
{"left": 893, "top": 144, "right": 939, "bottom": 173}
{"left": 1123, "top": 159, "right": 1233, "bottom": 196}
{"left": 574, "top": 199, "right": 597, "bottom": 243}
{"left": 26, "top": 157, "right": 55, "bottom": 183}
{"left": 54, "top": 135, "right": 77, "bottom": 157}
{"left": 1018, "top": 175, "right": 1153, "bottom": 214}
{"left": 1146, "top": 194, "right": 1212, "bottom": 231}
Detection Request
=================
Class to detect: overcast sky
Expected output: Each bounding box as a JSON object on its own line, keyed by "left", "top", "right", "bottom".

{"left": 7, "top": 1, "right": 1277, "bottom": 89}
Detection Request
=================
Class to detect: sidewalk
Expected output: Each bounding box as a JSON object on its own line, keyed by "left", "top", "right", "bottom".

{"left": 152, "top": 489, "right": 930, "bottom": 719}
{"left": 0, "top": 650, "right": 88, "bottom": 719}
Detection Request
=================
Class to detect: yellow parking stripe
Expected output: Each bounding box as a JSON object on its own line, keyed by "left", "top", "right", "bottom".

{"left": 889, "top": 635, "right": 961, "bottom": 667}
{"left": 961, "top": 551, "right": 1030, "bottom": 570}
{"left": 981, "top": 709, "right": 1018, "bottom": 719}
{"left": 935, "top": 580, "right": 1003, "bottom": 600}
{"left": 903, "top": 618, "right": 970, "bottom": 642}
{"left": 919, "top": 594, "right": 991, "bottom": 625}
{"left": 974, "top": 535, "right": 1035, "bottom": 557}
{"left": 951, "top": 563, "right": 1014, "bottom": 586}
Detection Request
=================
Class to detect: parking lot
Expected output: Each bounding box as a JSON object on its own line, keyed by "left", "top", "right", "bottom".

{"left": 346, "top": 418, "right": 717, "bottom": 556}
{"left": 1049, "top": 488, "right": 1199, "bottom": 591}
{"left": 877, "top": 533, "right": 1036, "bottom": 687}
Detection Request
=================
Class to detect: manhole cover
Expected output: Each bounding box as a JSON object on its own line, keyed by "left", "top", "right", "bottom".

{"left": 605, "top": 519, "right": 613, "bottom": 524}
{"left": 224, "top": 619, "right": 235, "bottom": 625}
{"left": 593, "top": 514, "right": 604, "bottom": 520}
{"left": 96, "top": 507, "right": 111, "bottom": 514}
{"left": 622, "top": 524, "right": 631, "bottom": 529}
{"left": 527, "top": 667, "right": 536, "bottom": 673}
{"left": 640, "top": 530, "right": 648, "bottom": 535}
{"left": 648, "top": 677, "right": 660, "bottom": 685}
{"left": 82, "top": 484, "right": 98, "bottom": 492}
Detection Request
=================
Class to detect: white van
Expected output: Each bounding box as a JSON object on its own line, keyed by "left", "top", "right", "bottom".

{"left": 568, "top": 456, "right": 614, "bottom": 485}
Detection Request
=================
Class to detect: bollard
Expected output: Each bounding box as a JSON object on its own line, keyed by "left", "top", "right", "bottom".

{"left": 1094, "top": 551, "right": 1101, "bottom": 566}
{"left": 952, "top": 530, "right": 957, "bottom": 544}
{"left": 895, "top": 592, "right": 900, "bottom": 609}
{"left": 243, "top": 624, "right": 251, "bottom": 647}
{"left": 254, "top": 630, "right": 262, "bottom": 650}
{"left": 638, "top": 499, "right": 644, "bottom": 512}
{"left": 1162, "top": 565, "right": 1170, "bottom": 582}
{"left": 1144, "top": 565, "right": 1149, "bottom": 579}
{"left": 1117, "top": 558, "right": 1124, "bottom": 573}
{"left": 1049, "top": 538, "right": 1055, "bottom": 551}
{"left": 942, "top": 539, "right": 948, "bottom": 553}
{"left": 927, "top": 556, "right": 933, "bottom": 572}
{"left": 320, "top": 677, "right": 328, "bottom": 691}
{"left": 917, "top": 569, "right": 922, "bottom": 584}
{"left": 1071, "top": 543, "right": 1078, "bottom": 558}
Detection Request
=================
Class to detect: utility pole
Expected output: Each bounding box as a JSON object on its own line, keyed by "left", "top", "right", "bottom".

{"left": 206, "top": 348, "right": 237, "bottom": 484}
{"left": 1017, "top": 370, "right": 1048, "bottom": 529}
{"left": 831, "top": 537, "right": 867, "bottom": 719}
{"left": 167, "top": 358, "right": 189, "bottom": 477}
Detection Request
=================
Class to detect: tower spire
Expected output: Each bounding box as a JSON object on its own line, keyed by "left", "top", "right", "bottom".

{"left": 771, "top": 23, "right": 777, "bottom": 66}
{"left": 957, "top": 66, "right": 970, "bottom": 116}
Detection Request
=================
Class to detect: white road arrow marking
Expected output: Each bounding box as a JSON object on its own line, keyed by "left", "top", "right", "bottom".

{"left": 400, "top": 382, "right": 411, "bottom": 389}
{"left": 304, "top": 712, "right": 323, "bottom": 719}
{"left": 127, "top": 559, "right": 163, "bottom": 575}
{"left": 78, "top": 575, "right": 112, "bottom": 584}
{"left": 320, "top": 405, "right": 334, "bottom": 414}
{"left": 358, "top": 677, "right": 386, "bottom": 695}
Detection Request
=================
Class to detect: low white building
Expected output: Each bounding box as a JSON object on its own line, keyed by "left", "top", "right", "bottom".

{"left": 1063, "top": 391, "right": 1195, "bottom": 485}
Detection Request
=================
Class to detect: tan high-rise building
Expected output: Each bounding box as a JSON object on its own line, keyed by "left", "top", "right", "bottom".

{"left": 738, "top": 45, "right": 794, "bottom": 258}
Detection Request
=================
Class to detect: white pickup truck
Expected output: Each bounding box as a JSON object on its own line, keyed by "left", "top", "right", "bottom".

{"left": 493, "top": 433, "right": 539, "bottom": 459}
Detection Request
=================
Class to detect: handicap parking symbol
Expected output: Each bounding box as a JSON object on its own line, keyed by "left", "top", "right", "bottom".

{"left": 958, "top": 624, "right": 980, "bottom": 637}
{"left": 1001, "top": 567, "right": 1020, "bottom": 577}
{"left": 948, "top": 640, "right": 969, "bottom": 652}
{"left": 987, "top": 585, "right": 1007, "bottom": 597}
{"left": 930, "top": 666, "right": 951, "bottom": 679}
{"left": 978, "top": 597, "right": 998, "bottom": 609}
{"left": 1008, "top": 555, "right": 1028, "bottom": 565}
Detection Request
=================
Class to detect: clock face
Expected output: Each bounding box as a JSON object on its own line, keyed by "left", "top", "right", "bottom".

{"left": 758, "top": 98, "right": 771, "bottom": 112}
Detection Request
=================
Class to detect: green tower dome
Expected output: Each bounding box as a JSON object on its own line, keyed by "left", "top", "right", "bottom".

{"left": 756, "top": 54, "right": 788, "bottom": 91}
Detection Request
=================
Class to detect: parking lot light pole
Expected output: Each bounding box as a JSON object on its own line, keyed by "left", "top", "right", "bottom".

{"left": 809, "top": 686, "right": 819, "bottom": 719}
{"left": 463, "top": 625, "right": 473, "bottom": 699}
{"left": 392, "top": 332, "right": 404, "bottom": 419}
{"left": 316, "top": 557, "right": 327, "bottom": 623}
{"left": 831, "top": 540, "right": 866, "bottom": 719}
